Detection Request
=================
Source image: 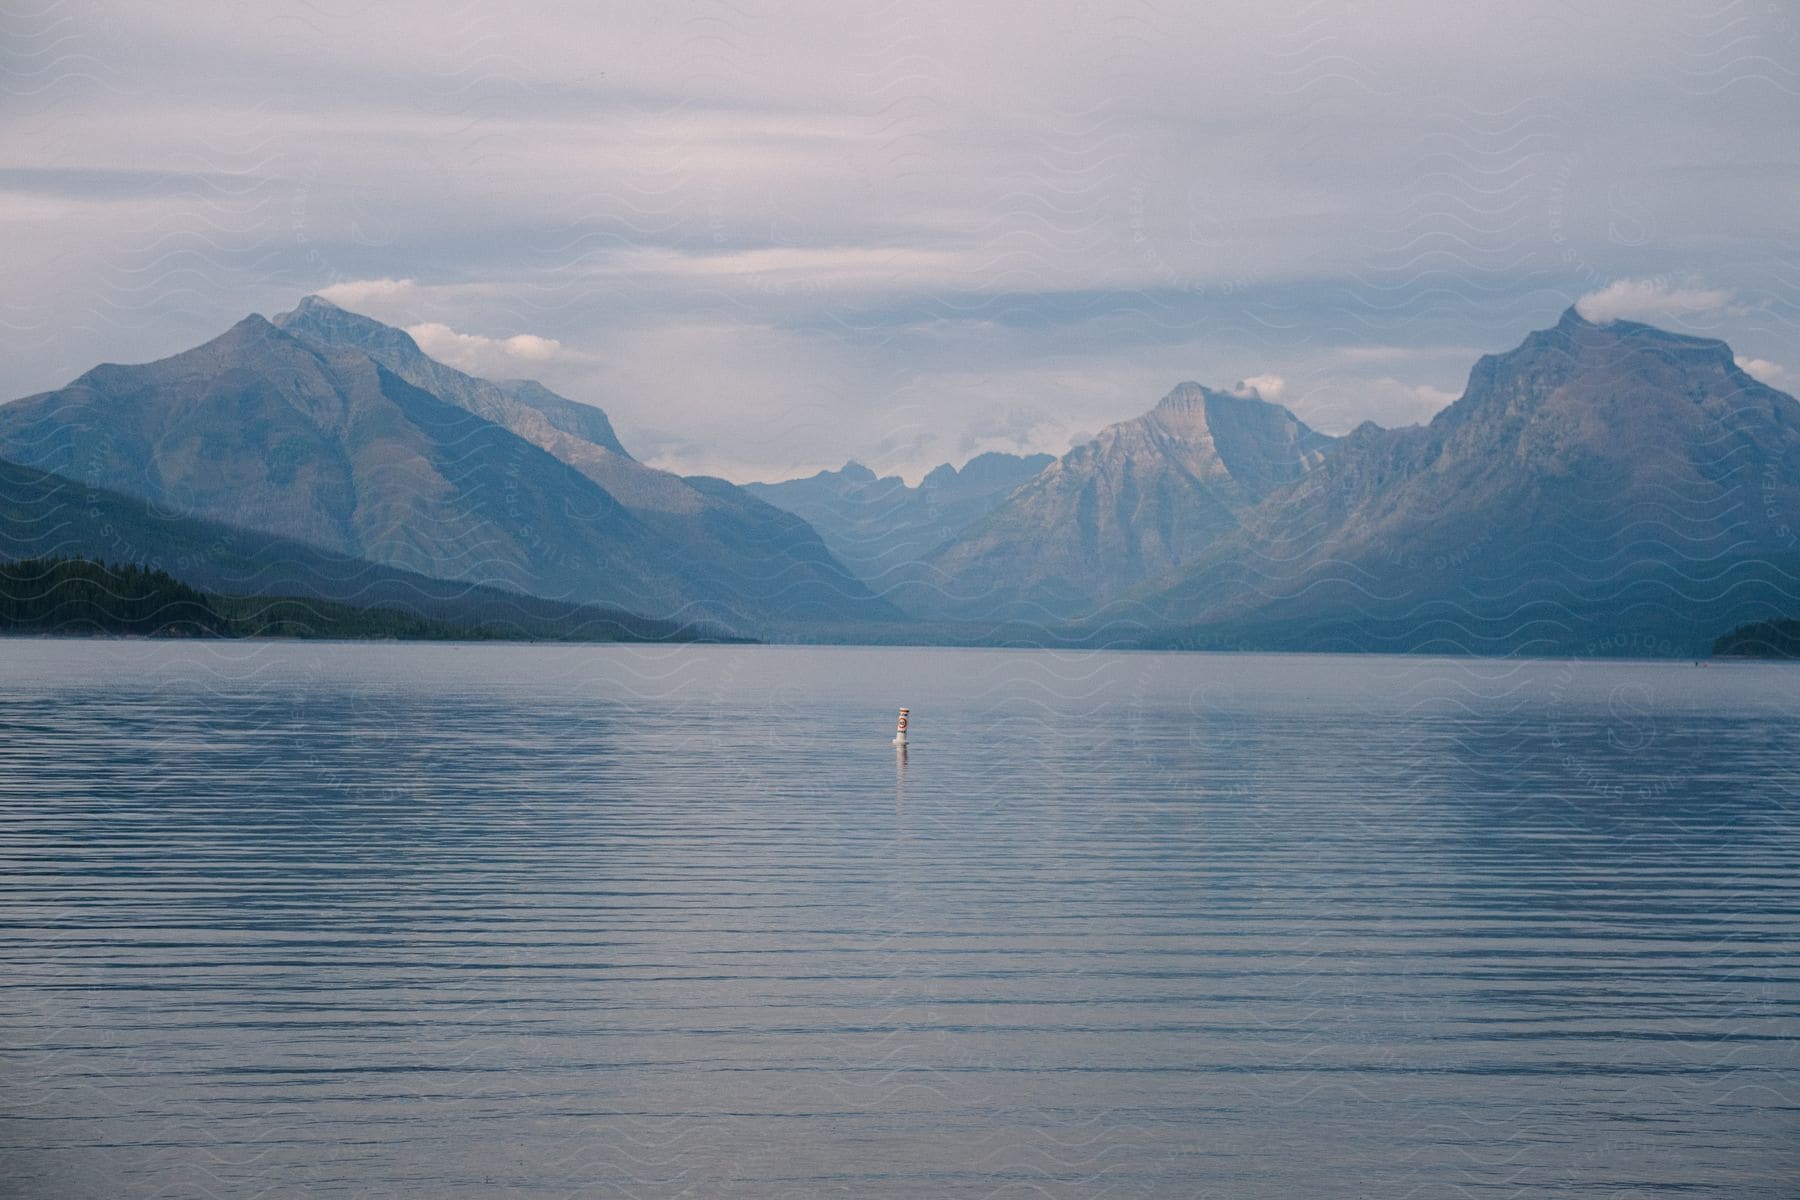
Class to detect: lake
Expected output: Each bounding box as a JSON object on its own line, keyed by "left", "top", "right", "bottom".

{"left": 1, "top": 641, "right": 1796, "bottom": 1197}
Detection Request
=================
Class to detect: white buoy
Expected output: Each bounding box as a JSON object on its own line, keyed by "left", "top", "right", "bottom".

{"left": 893, "top": 707, "right": 909, "bottom": 746}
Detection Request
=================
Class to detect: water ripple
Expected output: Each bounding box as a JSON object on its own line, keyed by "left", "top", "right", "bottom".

{"left": 0, "top": 641, "right": 1796, "bottom": 1197}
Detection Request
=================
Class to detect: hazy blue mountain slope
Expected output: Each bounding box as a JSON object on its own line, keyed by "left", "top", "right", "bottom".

{"left": 0, "top": 456, "right": 719, "bottom": 640}
{"left": 0, "top": 315, "right": 709, "bottom": 618}
{"left": 1137, "top": 309, "right": 1800, "bottom": 656}
{"left": 274, "top": 296, "right": 895, "bottom": 627}
{"left": 905, "top": 385, "right": 1335, "bottom": 619}
{"left": 744, "top": 452, "right": 1054, "bottom": 588}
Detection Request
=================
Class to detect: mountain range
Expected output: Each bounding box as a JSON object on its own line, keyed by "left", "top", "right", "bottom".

{"left": 902, "top": 383, "right": 1336, "bottom": 619}
{"left": 1130, "top": 309, "right": 1800, "bottom": 654}
{"left": 3, "top": 298, "right": 1797, "bottom": 655}
{"left": 0, "top": 298, "right": 893, "bottom": 636}
{"left": 742, "top": 452, "right": 1052, "bottom": 590}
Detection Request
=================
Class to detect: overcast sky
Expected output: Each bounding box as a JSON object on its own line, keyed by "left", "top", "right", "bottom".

{"left": 4, "top": 1, "right": 1798, "bottom": 481}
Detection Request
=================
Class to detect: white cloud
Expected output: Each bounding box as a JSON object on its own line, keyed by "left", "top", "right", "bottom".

{"left": 317, "top": 277, "right": 423, "bottom": 311}
{"left": 1736, "top": 356, "right": 1790, "bottom": 388}
{"left": 1231, "top": 373, "right": 1286, "bottom": 401}
{"left": 405, "top": 322, "right": 569, "bottom": 375}
{"left": 1575, "top": 278, "right": 1734, "bottom": 325}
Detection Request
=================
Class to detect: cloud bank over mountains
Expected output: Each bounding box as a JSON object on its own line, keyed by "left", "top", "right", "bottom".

{"left": 4, "top": 1, "right": 1798, "bottom": 481}
{"left": 1574, "top": 278, "right": 1738, "bottom": 325}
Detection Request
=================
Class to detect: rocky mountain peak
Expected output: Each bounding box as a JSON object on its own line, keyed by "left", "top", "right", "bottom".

{"left": 137, "top": 312, "right": 318, "bottom": 383}
{"left": 1508, "top": 304, "right": 1738, "bottom": 372}
{"left": 1441, "top": 305, "right": 1749, "bottom": 443}
{"left": 1556, "top": 304, "right": 1591, "bottom": 330}
{"left": 275, "top": 295, "right": 424, "bottom": 361}
{"left": 214, "top": 312, "right": 285, "bottom": 346}
{"left": 1146, "top": 382, "right": 1307, "bottom": 449}
{"left": 1154, "top": 381, "right": 1215, "bottom": 412}
{"left": 920, "top": 462, "right": 959, "bottom": 487}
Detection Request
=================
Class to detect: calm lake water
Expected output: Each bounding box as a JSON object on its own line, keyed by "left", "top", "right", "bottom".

{"left": 1, "top": 641, "right": 1796, "bottom": 1198}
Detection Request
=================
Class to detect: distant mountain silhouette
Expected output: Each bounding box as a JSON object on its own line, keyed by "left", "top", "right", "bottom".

{"left": 10, "top": 299, "right": 1800, "bottom": 657}
{"left": 0, "top": 302, "right": 896, "bottom": 633}
{"left": 0, "top": 314, "right": 707, "bottom": 612}
{"left": 1137, "top": 309, "right": 1800, "bottom": 655}
{"left": 903, "top": 384, "right": 1334, "bottom": 619}
{"left": 744, "top": 452, "right": 1053, "bottom": 590}
{"left": 273, "top": 297, "right": 893, "bottom": 631}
